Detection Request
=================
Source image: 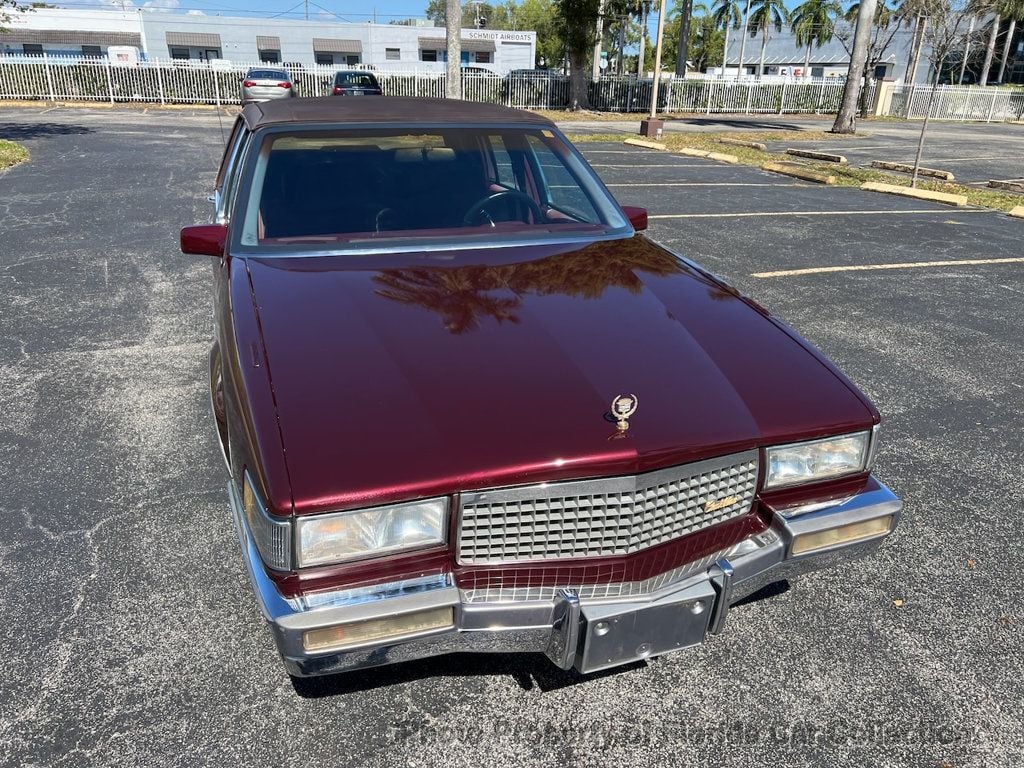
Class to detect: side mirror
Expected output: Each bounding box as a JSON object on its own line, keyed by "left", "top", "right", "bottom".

{"left": 181, "top": 224, "right": 227, "bottom": 257}
{"left": 621, "top": 205, "right": 648, "bottom": 232}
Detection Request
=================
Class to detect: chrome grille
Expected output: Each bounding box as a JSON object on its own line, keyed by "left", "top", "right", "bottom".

{"left": 457, "top": 450, "right": 759, "bottom": 564}
{"left": 460, "top": 548, "right": 730, "bottom": 603}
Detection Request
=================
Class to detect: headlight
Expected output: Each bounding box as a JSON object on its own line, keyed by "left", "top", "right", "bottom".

{"left": 295, "top": 498, "right": 448, "bottom": 568}
{"left": 764, "top": 430, "right": 872, "bottom": 490}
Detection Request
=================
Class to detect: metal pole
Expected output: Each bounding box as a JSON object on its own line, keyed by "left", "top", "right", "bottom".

{"left": 648, "top": 0, "right": 668, "bottom": 119}
{"left": 43, "top": 52, "right": 55, "bottom": 102}
{"left": 156, "top": 58, "right": 165, "bottom": 105}
{"left": 105, "top": 57, "right": 114, "bottom": 104}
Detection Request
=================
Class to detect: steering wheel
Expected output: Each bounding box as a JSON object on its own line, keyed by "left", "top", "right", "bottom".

{"left": 462, "top": 189, "right": 545, "bottom": 227}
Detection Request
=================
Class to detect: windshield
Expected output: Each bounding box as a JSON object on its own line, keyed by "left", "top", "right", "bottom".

{"left": 236, "top": 126, "right": 628, "bottom": 253}
{"left": 247, "top": 69, "right": 288, "bottom": 80}
{"left": 335, "top": 72, "right": 379, "bottom": 86}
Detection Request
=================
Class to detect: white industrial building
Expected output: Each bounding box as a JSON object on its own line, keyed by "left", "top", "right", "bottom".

{"left": 0, "top": 8, "right": 537, "bottom": 72}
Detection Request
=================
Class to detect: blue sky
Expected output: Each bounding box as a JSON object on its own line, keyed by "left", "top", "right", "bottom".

{"left": 55, "top": 0, "right": 438, "bottom": 22}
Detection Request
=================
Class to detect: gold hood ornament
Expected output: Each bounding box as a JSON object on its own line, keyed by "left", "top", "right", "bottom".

{"left": 611, "top": 394, "right": 639, "bottom": 431}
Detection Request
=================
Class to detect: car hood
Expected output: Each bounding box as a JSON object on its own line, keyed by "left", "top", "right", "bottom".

{"left": 244, "top": 236, "right": 874, "bottom": 515}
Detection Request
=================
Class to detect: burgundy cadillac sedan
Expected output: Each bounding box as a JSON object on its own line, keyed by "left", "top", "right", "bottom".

{"left": 182, "top": 97, "right": 901, "bottom": 680}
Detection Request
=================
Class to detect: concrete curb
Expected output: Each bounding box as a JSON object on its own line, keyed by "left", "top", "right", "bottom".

{"left": 1009, "top": 206, "right": 1024, "bottom": 218}
{"left": 674, "top": 146, "right": 740, "bottom": 164}
{"left": 718, "top": 137, "right": 767, "bottom": 151}
{"left": 989, "top": 179, "right": 1024, "bottom": 193}
{"left": 860, "top": 181, "right": 967, "bottom": 207}
{"left": 786, "top": 148, "right": 848, "bottom": 164}
{"left": 870, "top": 160, "right": 955, "bottom": 181}
{"left": 623, "top": 138, "right": 667, "bottom": 151}
{"left": 762, "top": 162, "right": 835, "bottom": 184}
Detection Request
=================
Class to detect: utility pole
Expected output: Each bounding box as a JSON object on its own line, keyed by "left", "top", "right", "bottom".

{"left": 593, "top": 0, "right": 606, "bottom": 81}
{"left": 446, "top": 0, "right": 462, "bottom": 98}
{"left": 305, "top": 0, "right": 308, "bottom": 21}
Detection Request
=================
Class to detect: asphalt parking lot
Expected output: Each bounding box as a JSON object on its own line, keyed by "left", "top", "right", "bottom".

{"left": 562, "top": 113, "right": 1024, "bottom": 187}
{"left": 1, "top": 106, "right": 1023, "bottom": 768}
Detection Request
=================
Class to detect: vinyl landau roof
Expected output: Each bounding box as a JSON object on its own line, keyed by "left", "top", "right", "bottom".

{"left": 241, "top": 96, "right": 556, "bottom": 130}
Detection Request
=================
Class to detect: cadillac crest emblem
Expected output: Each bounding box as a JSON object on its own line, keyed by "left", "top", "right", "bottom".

{"left": 611, "top": 394, "right": 639, "bottom": 431}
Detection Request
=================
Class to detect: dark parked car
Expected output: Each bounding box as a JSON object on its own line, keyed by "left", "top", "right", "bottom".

{"left": 331, "top": 70, "right": 382, "bottom": 95}
{"left": 182, "top": 97, "right": 901, "bottom": 681}
{"left": 239, "top": 67, "right": 295, "bottom": 105}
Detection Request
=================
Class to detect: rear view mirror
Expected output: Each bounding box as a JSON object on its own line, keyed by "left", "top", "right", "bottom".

{"left": 181, "top": 224, "right": 227, "bottom": 257}
{"left": 621, "top": 206, "right": 648, "bottom": 232}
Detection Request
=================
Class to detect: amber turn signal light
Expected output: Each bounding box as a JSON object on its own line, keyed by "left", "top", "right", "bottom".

{"left": 302, "top": 606, "right": 455, "bottom": 653}
{"left": 791, "top": 516, "right": 894, "bottom": 555}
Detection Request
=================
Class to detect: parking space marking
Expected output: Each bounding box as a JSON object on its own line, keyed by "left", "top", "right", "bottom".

{"left": 649, "top": 209, "right": 991, "bottom": 219}
{"left": 752, "top": 257, "right": 1024, "bottom": 278}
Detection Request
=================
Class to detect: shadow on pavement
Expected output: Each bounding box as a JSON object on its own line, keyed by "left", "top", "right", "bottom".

{"left": 668, "top": 117, "right": 824, "bottom": 131}
{"left": 0, "top": 122, "right": 94, "bottom": 140}
{"left": 289, "top": 651, "right": 646, "bottom": 699}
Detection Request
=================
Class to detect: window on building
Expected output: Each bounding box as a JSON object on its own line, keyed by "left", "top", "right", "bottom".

{"left": 344, "top": 54, "right": 360, "bottom": 66}
{"left": 420, "top": 49, "right": 438, "bottom": 62}
{"left": 315, "top": 52, "right": 334, "bottom": 66}
{"left": 475, "top": 51, "right": 492, "bottom": 64}
{"left": 259, "top": 49, "right": 281, "bottom": 63}
{"left": 170, "top": 46, "right": 190, "bottom": 60}
{"left": 81, "top": 45, "right": 102, "bottom": 58}
{"left": 385, "top": 47, "right": 400, "bottom": 61}
{"left": 811, "top": 66, "right": 824, "bottom": 78}
{"left": 23, "top": 44, "right": 43, "bottom": 56}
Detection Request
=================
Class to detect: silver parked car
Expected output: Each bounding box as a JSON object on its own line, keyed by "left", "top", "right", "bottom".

{"left": 240, "top": 68, "right": 296, "bottom": 105}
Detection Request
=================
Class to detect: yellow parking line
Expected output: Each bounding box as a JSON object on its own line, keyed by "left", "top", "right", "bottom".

{"left": 649, "top": 209, "right": 990, "bottom": 219}
{"left": 752, "top": 257, "right": 1024, "bottom": 278}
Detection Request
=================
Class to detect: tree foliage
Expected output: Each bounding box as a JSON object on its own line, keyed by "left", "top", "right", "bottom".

{"left": 1, "top": 0, "right": 30, "bottom": 32}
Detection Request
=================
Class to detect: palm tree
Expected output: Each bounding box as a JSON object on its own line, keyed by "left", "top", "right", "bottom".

{"left": 996, "top": 0, "right": 1024, "bottom": 81}
{"left": 791, "top": 0, "right": 842, "bottom": 78}
{"left": 711, "top": 0, "right": 743, "bottom": 75}
{"left": 747, "top": 0, "right": 789, "bottom": 78}
{"left": 975, "top": 0, "right": 1002, "bottom": 84}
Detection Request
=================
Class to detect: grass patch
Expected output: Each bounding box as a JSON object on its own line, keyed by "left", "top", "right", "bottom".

{"left": 566, "top": 130, "right": 1022, "bottom": 213}
{"left": 0, "top": 139, "right": 29, "bottom": 171}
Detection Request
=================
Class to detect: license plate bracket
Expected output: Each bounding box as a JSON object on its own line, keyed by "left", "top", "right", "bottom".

{"left": 577, "top": 580, "right": 716, "bottom": 673}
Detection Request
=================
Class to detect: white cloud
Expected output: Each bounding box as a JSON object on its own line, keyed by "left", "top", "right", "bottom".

{"left": 186, "top": 8, "right": 205, "bottom": 14}
{"left": 142, "top": 0, "right": 181, "bottom": 12}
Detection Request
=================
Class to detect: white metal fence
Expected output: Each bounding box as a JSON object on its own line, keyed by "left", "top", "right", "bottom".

{"left": 888, "top": 84, "right": 1024, "bottom": 122}
{"left": 0, "top": 54, "right": 857, "bottom": 114}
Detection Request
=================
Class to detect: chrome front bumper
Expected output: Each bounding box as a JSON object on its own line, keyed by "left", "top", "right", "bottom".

{"left": 228, "top": 479, "right": 902, "bottom": 678}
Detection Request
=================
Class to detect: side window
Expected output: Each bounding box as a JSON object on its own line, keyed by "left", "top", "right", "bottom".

{"left": 216, "top": 117, "right": 244, "bottom": 191}
{"left": 218, "top": 123, "right": 251, "bottom": 222}
{"left": 486, "top": 134, "right": 520, "bottom": 190}
{"left": 525, "top": 134, "right": 600, "bottom": 222}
